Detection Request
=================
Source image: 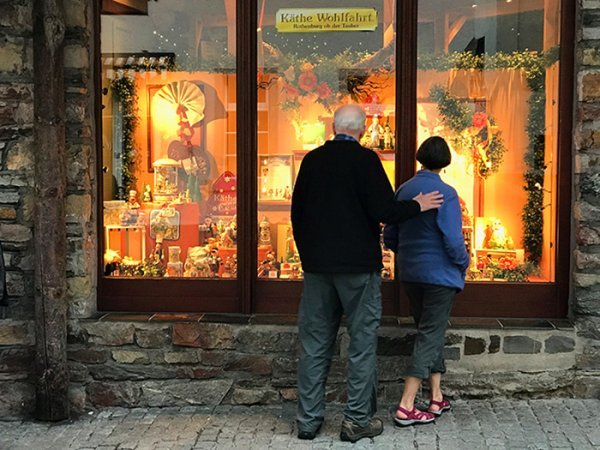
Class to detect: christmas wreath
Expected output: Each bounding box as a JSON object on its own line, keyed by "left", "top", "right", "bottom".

{"left": 430, "top": 85, "right": 506, "bottom": 179}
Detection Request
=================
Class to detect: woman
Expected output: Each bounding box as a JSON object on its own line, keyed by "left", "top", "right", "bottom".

{"left": 383, "top": 136, "right": 470, "bottom": 426}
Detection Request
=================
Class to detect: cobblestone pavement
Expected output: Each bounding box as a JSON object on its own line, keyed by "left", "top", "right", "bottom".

{"left": 1, "top": 399, "right": 599, "bottom": 449}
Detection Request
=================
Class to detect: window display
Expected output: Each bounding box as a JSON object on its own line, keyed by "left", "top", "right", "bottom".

{"left": 256, "top": 1, "right": 398, "bottom": 280}
{"left": 101, "top": 1, "right": 237, "bottom": 279}
{"left": 417, "top": 0, "right": 560, "bottom": 283}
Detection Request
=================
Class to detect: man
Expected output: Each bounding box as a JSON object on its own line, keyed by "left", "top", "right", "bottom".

{"left": 291, "top": 104, "right": 444, "bottom": 443}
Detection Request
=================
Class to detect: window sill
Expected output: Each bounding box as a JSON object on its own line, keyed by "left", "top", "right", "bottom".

{"left": 95, "top": 313, "right": 573, "bottom": 330}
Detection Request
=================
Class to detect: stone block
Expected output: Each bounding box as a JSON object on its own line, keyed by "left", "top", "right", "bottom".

{"left": 135, "top": 326, "right": 171, "bottom": 348}
{"left": 464, "top": 336, "right": 486, "bottom": 355}
{"left": 489, "top": 335, "right": 501, "bottom": 353}
{"left": 377, "top": 334, "right": 414, "bottom": 356}
{"left": 68, "top": 384, "right": 87, "bottom": 414}
{"left": 5, "top": 271, "right": 25, "bottom": 296}
{"left": 67, "top": 348, "right": 109, "bottom": 364}
{"left": 0, "top": 43, "right": 23, "bottom": 73}
{"left": 574, "top": 272, "right": 600, "bottom": 288}
{"left": 172, "top": 323, "right": 234, "bottom": 349}
{"left": 5, "top": 137, "right": 33, "bottom": 171}
{"left": 444, "top": 346, "right": 461, "bottom": 360}
{"left": 579, "top": 102, "right": 600, "bottom": 121}
{"left": 271, "top": 357, "right": 297, "bottom": 379}
{"left": 0, "top": 224, "right": 31, "bottom": 244}
{"left": 575, "top": 250, "right": 600, "bottom": 271}
{"left": 191, "top": 367, "right": 222, "bottom": 379}
{"left": 140, "top": 379, "right": 233, "bottom": 407}
{"left": 112, "top": 350, "right": 149, "bottom": 364}
{"left": 583, "top": 47, "right": 600, "bottom": 65}
{"left": 87, "top": 381, "right": 142, "bottom": 407}
{"left": 236, "top": 327, "right": 297, "bottom": 353}
{"left": 68, "top": 361, "right": 90, "bottom": 383}
{"left": 0, "top": 348, "right": 33, "bottom": 375}
{"left": 164, "top": 351, "right": 199, "bottom": 364}
{"left": 81, "top": 322, "right": 135, "bottom": 346}
{"left": 0, "top": 84, "right": 33, "bottom": 101}
{"left": 544, "top": 336, "right": 575, "bottom": 354}
{"left": 89, "top": 364, "right": 186, "bottom": 381}
{"left": 573, "top": 287, "right": 600, "bottom": 316}
{"left": 0, "top": 320, "right": 34, "bottom": 345}
{"left": 576, "top": 317, "right": 600, "bottom": 340}
{"left": 0, "top": 207, "right": 17, "bottom": 220}
{"left": 224, "top": 354, "right": 272, "bottom": 376}
{"left": 63, "top": 0, "right": 87, "bottom": 28}
{"left": 581, "top": 72, "right": 600, "bottom": 100}
{"left": 0, "top": 191, "right": 20, "bottom": 204}
{"left": 576, "top": 351, "right": 600, "bottom": 371}
{"left": 0, "top": 382, "right": 34, "bottom": 417}
{"left": 200, "top": 350, "right": 227, "bottom": 366}
{"left": 64, "top": 45, "right": 89, "bottom": 69}
{"left": 279, "top": 388, "right": 298, "bottom": 401}
{"left": 503, "top": 336, "right": 542, "bottom": 354}
{"left": 66, "top": 194, "right": 92, "bottom": 222}
{"left": 577, "top": 225, "right": 600, "bottom": 245}
{"left": 377, "top": 356, "right": 410, "bottom": 382}
{"left": 574, "top": 375, "right": 600, "bottom": 398}
{"left": 445, "top": 332, "right": 463, "bottom": 345}
{"left": 0, "top": 3, "right": 32, "bottom": 31}
{"left": 232, "top": 387, "right": 279, "bottom": 405}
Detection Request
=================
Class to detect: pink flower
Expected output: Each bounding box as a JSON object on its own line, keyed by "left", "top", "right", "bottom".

{"left": 472, "top": 112, "right": 488, "bottom": 129}
{"left": 298, "top": 71, "right": 318, "bottom": 92}
{"left": 283, "top": 83, "right": 299, "bottom": 97}
{"left": 316, "top": 82, "right": 332, "bottom": 99}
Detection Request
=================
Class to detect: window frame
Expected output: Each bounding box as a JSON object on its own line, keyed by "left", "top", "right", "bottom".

{"left": 96, "top": 0, "right": 575, "bottom": 318}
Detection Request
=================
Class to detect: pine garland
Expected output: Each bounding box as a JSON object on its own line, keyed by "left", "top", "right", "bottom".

{"left": 110, "top": 76, "right": 139, "bottom": 200}
{"left": 425, "top": 49, "right": 558, "bottom": 265}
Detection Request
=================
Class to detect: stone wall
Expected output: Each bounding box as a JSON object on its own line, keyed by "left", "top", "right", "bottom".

{"left": 0, "top": 0, "right": 36, "bottom": 418}
{"left": 65, "top": 319, "right": 579, "bottom": 412}
{"left": 573, "top": 0, "right": 600, "bottom": 397}
{"left": 0, "top": 0, "right": 97, "bottom": 417}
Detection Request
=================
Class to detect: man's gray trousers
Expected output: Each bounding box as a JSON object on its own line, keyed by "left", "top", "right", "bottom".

{"left": 297, "top": 272, "right": 382, "bottom": 433}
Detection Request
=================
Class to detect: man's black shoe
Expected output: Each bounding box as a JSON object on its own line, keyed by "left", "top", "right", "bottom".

{"left": 339, "top": 417, "right": 384, "bottom": 443}
{"left": 297, "top": 423, "right": 322, "bottom": 440}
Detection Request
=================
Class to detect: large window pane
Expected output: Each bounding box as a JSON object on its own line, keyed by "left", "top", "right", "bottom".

{"left": 257, "top": 1, "right": 397, "bottom": 280}
{"left": 101, "top": 1, "right": 237, "bottom": 279}
{"left": 417, "top": 0, "right": 560, "bottom": 283}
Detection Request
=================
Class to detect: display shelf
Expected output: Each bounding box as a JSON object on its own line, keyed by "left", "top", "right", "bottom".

{"left": 105, "top": 225, "right": 147, "bottom": 262}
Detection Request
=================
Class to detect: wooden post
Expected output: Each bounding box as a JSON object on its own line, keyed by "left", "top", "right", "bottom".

{"left": 33, "top": 0, "right": 69, "bottom": 421}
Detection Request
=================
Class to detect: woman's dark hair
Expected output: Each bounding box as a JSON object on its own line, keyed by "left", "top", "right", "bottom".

{"left": 416, "top": 136, "right": 451, "bottom": 170}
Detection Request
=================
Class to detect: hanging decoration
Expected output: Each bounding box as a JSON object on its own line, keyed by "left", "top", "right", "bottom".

{"left": 110, "top": 76, "right": 139, "bottom": 200}
{"left": 429, "top": 85, "right": 507, "bottom": 179}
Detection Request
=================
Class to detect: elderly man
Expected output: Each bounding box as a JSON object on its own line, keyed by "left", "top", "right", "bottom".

{"left": 291, "top": 104, "right": 444, "bottom": 442}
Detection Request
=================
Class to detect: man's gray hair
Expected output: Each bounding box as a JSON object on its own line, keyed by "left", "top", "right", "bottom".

{"left": 333, "top": 104, "right": 366, "bottom": 133}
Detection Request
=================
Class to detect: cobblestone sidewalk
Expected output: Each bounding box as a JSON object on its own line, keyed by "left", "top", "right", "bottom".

{"left": 1, "top": 399, "right": 599, "bottom": 449}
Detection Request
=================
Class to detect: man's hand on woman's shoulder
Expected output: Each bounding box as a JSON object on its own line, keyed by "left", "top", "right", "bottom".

{"left": 413, "top": 191, "right": 444, "bottom": 212}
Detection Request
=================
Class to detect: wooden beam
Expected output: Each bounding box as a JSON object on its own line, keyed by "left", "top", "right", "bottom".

{"left": 102, "top": 0, "right": 148, "bottom": 15}
{"left": 33, "top": 0, "right": 69, "bottom": 421}
{"left": 447, "top": 15, "right": 467, "bottom": 50}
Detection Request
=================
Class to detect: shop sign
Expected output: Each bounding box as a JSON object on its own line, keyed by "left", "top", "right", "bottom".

{"left": 275, "top": 8, "right": 378, "bottom": 33}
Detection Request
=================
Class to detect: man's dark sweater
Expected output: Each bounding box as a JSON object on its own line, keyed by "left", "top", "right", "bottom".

{"left": 291, "top": 139, "right": 421, "bottom": 273}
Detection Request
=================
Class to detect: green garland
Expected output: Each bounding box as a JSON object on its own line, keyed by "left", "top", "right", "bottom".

{"left": 430, "top": 85, "right": 507, "bottom": 179}
{"left": 424, "top": 49, "right": 558, "bottom": 265}
{"left": 110, "top": 76, "right": 139, "bottom": 200}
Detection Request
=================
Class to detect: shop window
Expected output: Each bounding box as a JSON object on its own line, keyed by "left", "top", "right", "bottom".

{"left": 101, "top": 1, "right": 238, "bottom": 281}
{"left": 256, "top": 1, "right": 397, "bottom": 281}
{"left": 416, "top": 0, "right": 561, "bottom": 284}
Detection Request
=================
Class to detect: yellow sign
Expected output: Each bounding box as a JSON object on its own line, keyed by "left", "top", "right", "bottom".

{"left": 275, "top": 8, "right": 378, "bottom": 33}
